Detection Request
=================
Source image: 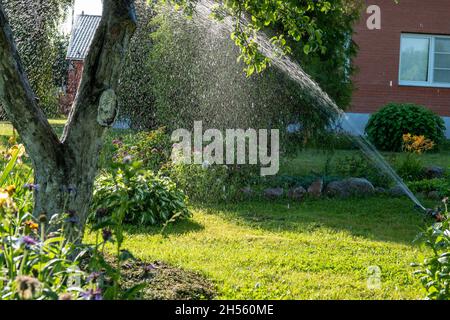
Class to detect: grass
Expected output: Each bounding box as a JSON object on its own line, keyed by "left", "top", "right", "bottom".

{"left": 280, "top": 148, "right": 450, "bottom": 177}
{"left": 100, "top": 197, "right": 434, "bottom": 300}
{"left": 0, "top": 119, "right": 66, "bottom": 137}
{"left": 2, "top": 125, "right": 443, "bottom": 299}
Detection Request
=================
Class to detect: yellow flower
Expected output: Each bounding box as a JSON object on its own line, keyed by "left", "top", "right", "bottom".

{"left": 25, "top": 220, "right": 39, "bottom": 232}
{"left": 0, "top": 191, "right": 10, "bottom": 206}
{"left": 8, "top": 135, "right": 16, "bottom": 145}
{"left": 6, "top": 185, "right": 16, "bottom": 196}
{"left": 402, "top": 133, "right": 435, "bottom": 154}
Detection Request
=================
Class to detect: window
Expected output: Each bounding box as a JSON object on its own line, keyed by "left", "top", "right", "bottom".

{"left": 399, "top": 34, "right": 450, "bottom": 88}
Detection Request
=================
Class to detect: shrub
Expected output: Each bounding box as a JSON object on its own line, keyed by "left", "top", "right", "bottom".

{"left": 164, "top": 161, "right": 262, "bottom": 204}
{"left": 334, "top": 154, "right": 391, "bottom": 187}
{"left": 92, "top": 161, "right": 191, "bottom": 226}
{"left": 408, "top": 179, "right": 450, "bottom": 198}
{"left": 365, "top": 103, "right": 445, "bottom": 152}
{"left": 166, "top": 163, "right": 230, "bottom": 204}
{"left": 101, "top": 128, "right": 172, "bottom": 173}
{"left": 395, "top": 154, "right": 425, "bottom": 182}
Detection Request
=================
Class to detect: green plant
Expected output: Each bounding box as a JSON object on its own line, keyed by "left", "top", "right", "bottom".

{"left": 0, "top": 146, "right": 92, "bottom": 300}
{"left": 100, "top": 128, "right": 172, "bottom": 173}
{"left": 366, "top": 103, "right": 446, "bottom": 152}
{"left": 334, "top": 154, "right": 391, "bottom": 187}
{"left": 165, "top": 162, "right": 231, "bottom": 204}
{"left": 408, "top": 179, "right": 450, "bottom": 198}
{"left": 396, "top": 153, "right": 425, "bottom": 182}
{"left": 92, "top": 160, "right": 191, "bottom": 226}
{"left": 165, "top": 161, "right": 261, "bottom": 204}
{"left": 412, "top": 198, "right": 450, "bottom": 300}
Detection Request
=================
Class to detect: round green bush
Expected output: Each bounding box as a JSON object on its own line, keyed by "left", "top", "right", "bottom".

{"left": 365, "top": 103, "right": 445, "bottom": 151}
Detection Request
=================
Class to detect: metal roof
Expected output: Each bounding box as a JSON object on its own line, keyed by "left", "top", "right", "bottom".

{"left": 66, "top": 15, "right": 101, "bottom": 61}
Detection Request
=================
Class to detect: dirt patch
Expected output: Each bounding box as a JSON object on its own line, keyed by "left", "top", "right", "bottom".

{"left": 118, "top": 259, "right": 217, "bottom": 300}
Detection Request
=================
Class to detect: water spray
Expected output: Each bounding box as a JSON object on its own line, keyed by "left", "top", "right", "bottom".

{"left": 194, "top": 0, "right": 437, "bottom": 218}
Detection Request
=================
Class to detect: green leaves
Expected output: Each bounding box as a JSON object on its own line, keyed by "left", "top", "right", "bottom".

{"left": 92, "top": 161, "right": 191, "bottom": 227}
{"left": 161, "top": 0, "right": 336, "bottom": 74}
{"left": 413, "top": 203, "right": 450, "bottom": 300}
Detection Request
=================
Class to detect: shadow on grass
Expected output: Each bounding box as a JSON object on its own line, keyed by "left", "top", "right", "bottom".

{"left": 123, "top": 218, "right": 205, "bottom": 237}
{"left": 197, "top": 196, "right": 433, "bottom": 245}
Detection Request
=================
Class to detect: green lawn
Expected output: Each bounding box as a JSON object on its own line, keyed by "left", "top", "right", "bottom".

{"left": 102, "top": 197, "right": 432, "bottom": 300}
{"left": 0, "top": 119, "right": 66, "bottom": 137}
{"left": 280, "top": 148, "right": 450, "bottom": 177}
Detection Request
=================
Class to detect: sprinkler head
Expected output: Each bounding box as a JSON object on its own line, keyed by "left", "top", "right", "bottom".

{"left": 425, "top": 208, "right": 445, "bottom": 222}
{"left": 414, "top": 205, "right": 445, "bottom": 222}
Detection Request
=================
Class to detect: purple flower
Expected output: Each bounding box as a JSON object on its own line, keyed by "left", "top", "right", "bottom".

{"left": 81, "top": 288, "right": 103, "bottom": 300}
{"left": 19, "top": 236, "right": 38, "bottom": 249}
{"left": 23, "top": 184, "right": 40, "bottom": 192}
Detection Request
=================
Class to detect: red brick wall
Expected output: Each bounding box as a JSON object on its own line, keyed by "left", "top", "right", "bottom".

{"left": 351, "top": 0, "right": 450, "bottom": 116}
{"left": 60, "top": 60, "right": 84, "bottom": 115}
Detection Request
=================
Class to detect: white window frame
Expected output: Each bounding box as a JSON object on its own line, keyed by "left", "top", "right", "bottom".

{"left": 399, "top": 33, "right": 450, "bottom": 88}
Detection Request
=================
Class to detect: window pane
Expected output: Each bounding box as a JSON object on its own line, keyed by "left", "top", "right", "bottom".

{"left": 435, "top": 38, "right": 450, "bottom": 53}
{"left": 400, "top": 37, "right": 430, "bottom": 82}
{"left": 434, "top": 53, "right": 450, "bottom": 69}
{"left": 434, "top": 69, "right": 450, "bottom": 83}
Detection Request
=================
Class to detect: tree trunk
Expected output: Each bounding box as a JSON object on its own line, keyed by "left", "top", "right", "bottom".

{"left": 0, "top": 0, "right": 137, "bottom": 241}
{"left": 32, "top": 149, "right": 99, "bottom": 241}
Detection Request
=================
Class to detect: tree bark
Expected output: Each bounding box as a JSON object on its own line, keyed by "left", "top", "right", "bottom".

{"left": 0, "top": 0, "right": 137, "bottom": 240}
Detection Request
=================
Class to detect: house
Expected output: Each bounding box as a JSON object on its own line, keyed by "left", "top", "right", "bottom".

{"left": 347, "top": 0, "right": 450, "bottom": 138}
{"left": 61, "top": 14, "right": 101, "bottom": 114}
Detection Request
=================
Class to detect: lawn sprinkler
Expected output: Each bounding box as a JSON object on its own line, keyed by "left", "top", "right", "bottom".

{"left": 415, "top": 204, "right": 446, "bottom": 222}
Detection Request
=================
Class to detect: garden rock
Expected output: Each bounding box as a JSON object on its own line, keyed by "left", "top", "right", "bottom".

{"left": 325, "top": 178, "right": 375, "bottom": 198}
{"left": 288, "top": 187, "right": 307, "bottom": 201}
{"left": 424, "top": 166, "right": 445, "bottom": 179}
{"left": 264, "top": 188, "right": 284, "bottom": 199}
{"left": 308, "top": 179, "right": 323, "bottom": 198}
{"left": 427, "top": 191, "right": 441, "bottom": 200}
{"left": 375, "top": 187, "right": 386, "bottom": 194}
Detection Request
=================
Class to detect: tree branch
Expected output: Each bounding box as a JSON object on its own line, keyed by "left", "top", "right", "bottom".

{"left": 62, "top": 0, "right": 137, "bottom": 152}
{"left": 0, "top": 3, "right": 63, "bottom": 167}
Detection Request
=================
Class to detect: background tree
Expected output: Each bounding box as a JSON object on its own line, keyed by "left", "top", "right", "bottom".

{"left": 1, "top": 0, "right": 71, "bottom": 118}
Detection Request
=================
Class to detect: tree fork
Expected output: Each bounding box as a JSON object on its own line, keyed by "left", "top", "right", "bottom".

{"left": 0, "top": 0, "right": 137, "bottom": 239}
